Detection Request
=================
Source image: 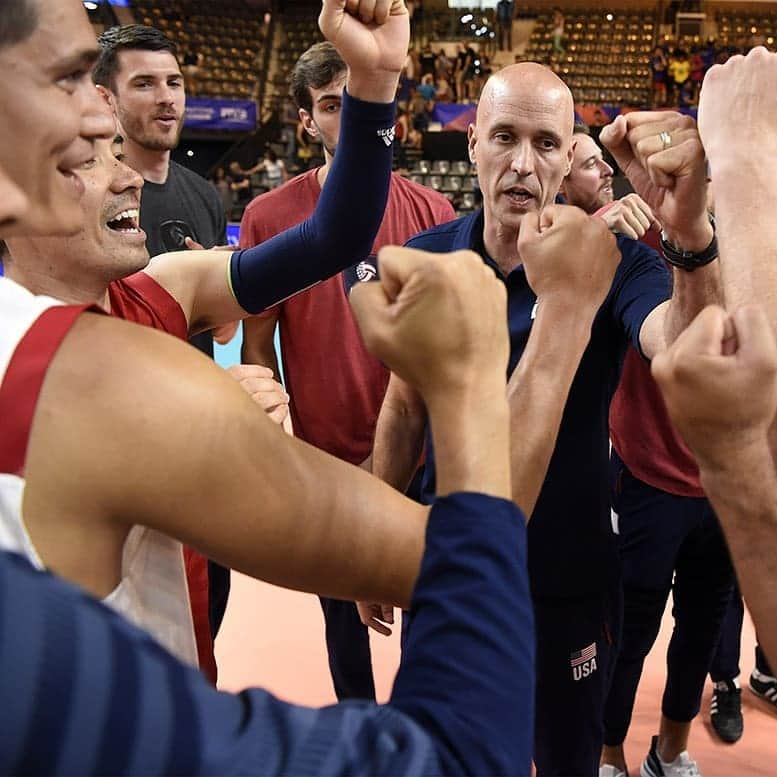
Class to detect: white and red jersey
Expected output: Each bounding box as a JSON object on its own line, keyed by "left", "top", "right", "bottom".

{"left": 0, "top": 277, "right": 198, "bottom": 667}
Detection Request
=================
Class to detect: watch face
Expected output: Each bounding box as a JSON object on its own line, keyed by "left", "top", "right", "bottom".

{"left": 159, "top": 220, "right": 199, "bottom": 252}
{"left": 342, "top": 254, "right": 380, "bottom": 295}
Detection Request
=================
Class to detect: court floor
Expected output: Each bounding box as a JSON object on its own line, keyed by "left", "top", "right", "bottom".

{"left": 216, "top": 572, "right": 776, "bottom": 776}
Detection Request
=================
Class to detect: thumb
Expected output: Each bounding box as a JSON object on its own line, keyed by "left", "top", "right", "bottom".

{"left": 599, "top": 115, "right": 633, "bottom": 172}
{"left": 730, "top": 304, "right": 777, "bottom": 364}
{"left": 676, "top": 305, "right": 730, "bottom": 359}
{"left": 349, "top": 282, "right": 394, "bottom": 354}
{"left": 184, "top": 236, "right": 204, "bottom": 251}
{"left": 318, "top": 0, "right": 347, "bottom": 43}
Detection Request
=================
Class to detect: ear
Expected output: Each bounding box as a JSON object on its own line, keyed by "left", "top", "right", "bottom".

{"left": 467, "top": 123, "right": 477, "bottom": 165}
{"left": 96, "top": 84, "right": 117, "bottom": 115}
{"left": 299, "top": 108, "right": 319, "bottom": 140}
{"left": 564, "top": 140, "right": 574, "bottom": 177}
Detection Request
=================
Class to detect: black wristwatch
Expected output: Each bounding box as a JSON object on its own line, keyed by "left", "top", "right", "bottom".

{"left": 660, "top": 215, "right": 718, "bottom": 272}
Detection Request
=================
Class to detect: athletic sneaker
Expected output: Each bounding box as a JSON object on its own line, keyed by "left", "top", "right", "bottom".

{"left": 710, "top": 679, "right": 743, "bottom": 743}
{"left": 640, "top": 735, "right": 701, "bottom": 777}
{"left": 749, "top": 669, "right": 777, "bottom": 708}
{"left": 600, "top": 764, "right": 627, "bottom": 777}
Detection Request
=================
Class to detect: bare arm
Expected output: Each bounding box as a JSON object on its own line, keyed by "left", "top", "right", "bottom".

{"left": 24, "top": 313, "right": 427, "bottom": 608}
{"left": 371, "top": 372, "right": 427, "bottom": 491}
{"left": 698, "top": 440, "right": 777, "bottom": 669}
{"left": 241, "top": 309, "right": 281, "bottom": 377}
{"left": 511, "top": 205, "right": 621, "bottom": 516}
{"left": 506, "top": 298, "right": 592, "bottom": 516}
{"left": 652, "top": 303, "right": 777, "bottom": 671}
{"left": 600, "top": 111, "right": 721, "bottom": 360}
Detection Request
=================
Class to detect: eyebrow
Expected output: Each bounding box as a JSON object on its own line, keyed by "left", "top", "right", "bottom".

{"left": 53, "top": 47, "right": 100, "bottom": 74}
{"left": 315, "top": 93, "right": 342, "bottom": 104}
{"left": 581, "top": 153, "right": 601, "bottom": 166}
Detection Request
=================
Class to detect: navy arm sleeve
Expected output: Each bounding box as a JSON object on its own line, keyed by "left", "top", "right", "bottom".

{"left": 0, "top": 493, "right": 532, "bottom": 775}
{"left": 229, "top": 91, "right": 395, "bottom": 314}
{"left": 391, "top": 492, "right": 534, "bottom": 776}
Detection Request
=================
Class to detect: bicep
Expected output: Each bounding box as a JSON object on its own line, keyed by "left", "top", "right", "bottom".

{"left": 145, "top": 249, "right": 248, "bottom": 334}
{"left": 637, "top": 300, "right": 669, "bottom": 361}
{"left": 27, "top": 315, "right": 425, "bottom": 606}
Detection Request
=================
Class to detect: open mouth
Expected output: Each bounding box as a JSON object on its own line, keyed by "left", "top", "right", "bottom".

{"left": 505, "top": 186, "right": 536, "bottom": 206}
{"left": 106, "top": 208, "right": 141, "bottom": 234}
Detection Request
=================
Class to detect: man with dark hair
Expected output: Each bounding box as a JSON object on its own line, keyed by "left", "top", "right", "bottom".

{"left": 94, "top": 25, "right": 225, "bottom": 358}
{"left": 241, "top": 39, "right": 455, "bottom": 703}
{"left": 0, "top": 3, "right": 553, "bottom": 769}
{"left": 93, "top": 23, "right": 230, "bottom": 647}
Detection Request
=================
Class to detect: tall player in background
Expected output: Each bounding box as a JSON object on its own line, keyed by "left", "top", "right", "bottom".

{"left": 240, "top": 41, "right": 454, "bottom": 701}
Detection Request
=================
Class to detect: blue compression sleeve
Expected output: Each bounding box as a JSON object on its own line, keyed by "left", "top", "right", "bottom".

{"left": 391, "top": 492, "right": 535, "bottom": 776}
{"left": 229, "top": 90, "right": 396, "bottom": 314}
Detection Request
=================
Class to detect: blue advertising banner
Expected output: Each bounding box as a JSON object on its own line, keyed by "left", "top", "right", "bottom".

{"left": 184, "top": 98, "right": 257, "bottom": 131}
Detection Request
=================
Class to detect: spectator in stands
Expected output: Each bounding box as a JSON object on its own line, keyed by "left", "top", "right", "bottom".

{"left": 454, "top": 41, "right": 474, "bottom": 102}
{"left": 181, "top": 46, "right": 204, "bottom": 96}
{"left": 651, "top": 46, "right": 668, "bottom": 107}
{"left": 417, "top": 72, "right": 436, "bottom": 103}
{"left": 210, "top": 166, "right": 234, "bottom": 217}
{"left": 240, "top": 39, "right": 454, "bottom": 705}
{"left": 418, "top": 40, "right": 436, "bottom": 78}
{"left": 280, "top": 95, "right": 299, "bottom": 166}
{"left": 228, "top": 160, "right": 254, "bottom": 207}
{"left": 435, "top": 74, "right": 452, "bottom": 102}
{"left": 256, "top": 148, "right": 287, "bottom": 189}
{"left": 496, "top": 0, "right": 514, "bottom": 52}
{"left": 552, "top": 7, "right": 565, "bottom": 55}
{"left": 690, "top": 46, "right": 704, "bottom": 104}
{"left": 409, "top": 85, "right": 430, "bottom": 131}
{"left": 668, "top": 48, "right": 691, "bottom": 106}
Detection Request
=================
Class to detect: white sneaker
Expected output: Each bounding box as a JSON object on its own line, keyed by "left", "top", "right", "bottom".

{"left": 600, "top": 764, "right": 627, "bottom": 777}
{"left": 641, "top": 735, "right": 701, "bottom": 777}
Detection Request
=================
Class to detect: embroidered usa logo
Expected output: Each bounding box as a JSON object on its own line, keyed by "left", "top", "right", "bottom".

{"left": 570, "top": 642, "right": 598, "bottom": 681}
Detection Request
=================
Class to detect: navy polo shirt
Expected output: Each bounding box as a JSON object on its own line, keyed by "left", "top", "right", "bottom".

{"left": 407, "top": 210, "right": 671, "bottom": 598}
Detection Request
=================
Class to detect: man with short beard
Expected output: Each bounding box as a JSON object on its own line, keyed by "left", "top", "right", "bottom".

{"left": 93, "top": 25, "right": 231, "bottom": 646}
{"left": 93, "top": 24, "right": 225, "bottom": 360}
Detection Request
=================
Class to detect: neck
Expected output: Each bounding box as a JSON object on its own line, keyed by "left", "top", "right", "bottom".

{"left": 123, "top": 136, "right": 171, "bottom": 184}
{"left": 482, "top": 212, "right": 521, "bottom": 276}
{"left": 5, "top": 254, "right": 111, "bottom": 312}
{"left": 316, "top": 150, "right": 334, "bottom": 187}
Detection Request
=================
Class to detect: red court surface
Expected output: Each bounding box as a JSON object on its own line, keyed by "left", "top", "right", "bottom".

{"left": 216, "top": 573, "right": 776, "bottom": 775}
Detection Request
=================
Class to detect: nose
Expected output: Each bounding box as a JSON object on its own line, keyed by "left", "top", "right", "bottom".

{"left": 510, "top": 140, "right": 535, "bottom": 177}
{"left": 598, "top": 158, "right": 614, "bottom": 178}
{"left": 157, "top": 83, "right": 176, "bottom": 105}
{"left": 79, "top": 82, "right": 116, "bottom": 143}
{"left": 112, "top": 160, "right": 145, "bottom": 194}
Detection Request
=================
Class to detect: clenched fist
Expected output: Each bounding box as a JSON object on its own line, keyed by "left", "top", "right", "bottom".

{"left": 518, "top": 204, "right": 620, "bottom": 316}
{"left": 350, "top": 246, "right": 508, "bottom": 401}
{"left": 652, "top": 304, "right": 777, "bottom": 472}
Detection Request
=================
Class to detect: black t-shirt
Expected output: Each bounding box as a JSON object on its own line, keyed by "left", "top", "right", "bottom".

{"left": 419, "top": 51, "right": 436, "bottom": 76}
{"left": 140, "top": 160, "right": 227, "bottom": 356}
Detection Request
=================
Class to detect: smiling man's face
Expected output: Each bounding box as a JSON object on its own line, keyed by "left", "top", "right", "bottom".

{"left": 0, "top": 0, "right": 114, "bottom": 236}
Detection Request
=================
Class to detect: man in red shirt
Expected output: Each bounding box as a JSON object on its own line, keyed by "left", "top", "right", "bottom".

{"left": 240, "top": 41, "right": 454, "bottom": 701}
{"left": 560, "top": 125, "right": 735, "bottom": 777}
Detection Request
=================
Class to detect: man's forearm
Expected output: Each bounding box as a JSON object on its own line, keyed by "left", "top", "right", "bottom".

{"left": 427, "top": 376, "right": 510, "bottom": 500}
{"left": 663, "top": 260, "right": 724, "bottom": 346}
{"left": 713, "top": 158, "right": 777, "bottom": 330}
{"left": 699, "top": 438, "right": 777, "bottom": 671}
{"left": 372, "top": 376, "right": 426, "bottom": 491}
{"left": 507, "top": 301, "right": 592, "bottom": 516}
